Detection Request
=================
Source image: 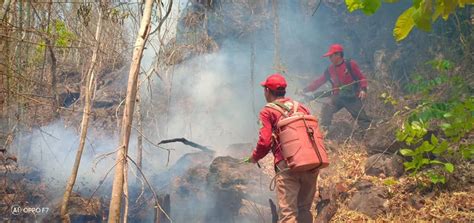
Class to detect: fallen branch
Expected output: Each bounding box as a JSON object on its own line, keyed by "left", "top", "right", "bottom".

{"left": 157, "top": 138, "right": 214, "bottom": 153}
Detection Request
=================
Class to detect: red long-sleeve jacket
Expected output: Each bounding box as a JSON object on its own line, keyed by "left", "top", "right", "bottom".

{"left": 303, "top": 60, "right": 368, "bottom": 95}
{"left": 251, "top": 98, "right": 311, "bottom": 165}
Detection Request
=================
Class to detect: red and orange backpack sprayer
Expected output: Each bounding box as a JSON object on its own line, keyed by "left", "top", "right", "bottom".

{"left": 266, "top": 100, "right": 330, "bottom": 190}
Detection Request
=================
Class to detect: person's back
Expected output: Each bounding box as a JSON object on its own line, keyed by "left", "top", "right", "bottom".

{"left": 246, "top": 74, "right": 320, "bottom": 223}
{"left": 254, "top": 98, "right": 312, "bottom": 165}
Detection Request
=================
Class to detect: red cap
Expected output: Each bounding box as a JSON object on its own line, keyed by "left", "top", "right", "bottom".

{"left": 260, "top": 73, "right": 287, "bottom": 91}
{"left": 323, "top": 44, "right": 344, "bottom": 57}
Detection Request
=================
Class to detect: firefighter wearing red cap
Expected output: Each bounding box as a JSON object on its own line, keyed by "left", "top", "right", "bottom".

{"left": 302, "top": 44, "right": 371, "bottom": 131}
{"left": 246, "top": 73, "right": 318, "bottom": 222}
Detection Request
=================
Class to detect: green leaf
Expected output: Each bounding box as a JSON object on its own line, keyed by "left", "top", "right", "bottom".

{"left": 432, "top": 1, "right": 443, "bottom": 21}
{"left": 461, "top": 145, "right": 474, "bottom": 159}
{"left": 443, "top": 112, "right": 453, "bottom": 118}
{"left": 444, "top": 163, "right": 454, "bottom": 173}
{"left": 428, "top": 172, "right": 446, "bottom": 184}
{"left": 432, "top": 141, "right": 448, "bottom": 155}
{"left": 404, "top": 161, "right": 416, "bottom": 171}
{"left": 421, "top": 158, "right": 430, "bottom": 165}
{"left": 396, "top": 130, "right": 407, "bottom": 142}
{"left": 442, "top": 0, "right": 458, "bottom": 20}
{"left": 345, "top": 0, "right": 364, "bottom": 12}
{"left": 429, "top": 160, "right": 444, "bottom": 165}
{"left": 400, "top": 148, "right": 415, "bottom": 156}
{"left": 412, "top": 1, "right": 433, "bottom": 32}
{"left": 406, "top": 136, "right": 414, "bottom": 145}
{"left": 420, "top": 141, "right": 434, "bottom": 152}
{"left": 440, "top": 123, "right": 452, "bottom": 130}
{"left": 441, "top": 60, "right": 453, "bottom": 70}
{"left": 346, "top": 0, "right": 382, "bottom": 15}
{"left": 393, "top": 7, "right": 416, "bottom": 41}
{"left": 430, "top": 134, "right": 439, "bottom": 146}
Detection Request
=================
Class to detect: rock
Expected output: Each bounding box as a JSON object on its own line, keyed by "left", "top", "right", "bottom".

{"left": 365, "top": 153, "right": 404, "bottom": 178}
{"left": 348, "top": 184, "right": 389, "bottom": 218}
{"left": 315, "top": 182, "right": 348, "bottom": 223}
{"left": 205, "top": 156, "right": 273, "bottom": 222}
{"left": 152, "top": 152, "right": 213, "bottom": 187}
{"left": 326, "top": 121, "right": 353, "bottom": 140}
{"left": 352, "top": 179, "right": 374, "bottom": 190}
{"left": 365, "top": 125, "right": 403, "bottom": 155}
{"left": 174, "top": 165, "right": 209, "bottom": 197}
{"left": 407, "top": 194, "right": 424, "bottom": 210}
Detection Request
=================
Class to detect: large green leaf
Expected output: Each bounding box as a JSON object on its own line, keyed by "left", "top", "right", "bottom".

{"left": 412, "top": 0, "right": 433, "bottom": 32}
{"left": 393, "top": 7, "right": 416, "bottom": 41}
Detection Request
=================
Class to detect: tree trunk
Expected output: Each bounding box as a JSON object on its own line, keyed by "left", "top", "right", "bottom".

{"left": 46, "top": 0, "right": 58, "bottom": 115}
{"left": 250, "top": 38, "right": 257, "bottom": 124}
{"left": 123, "top": 162, "right": 129, "bottom": 223}
{"left": 136, "top": 94, "right": 143, "bottom": 170}
{"left": 0, "top": 0, "right": 11, "bottom": 132}
{"left": 0, "top": 0, "right": 12, "bottom": 21}
{"left": 108, "top": 0, "right": 154, "bottom": 221}
{"left": 60, "top": 5, "right": 103, "bottom": 222}
{"left": 272, "top": 0, "right": 281, "bottom": 72}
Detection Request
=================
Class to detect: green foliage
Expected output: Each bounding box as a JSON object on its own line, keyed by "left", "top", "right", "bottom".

{"left": 33, "top": 40, "right": 46, "bottom": 64}
{"left": 54, "top": 20, "right": 76, "bottom": 48}
{"left": 440, "top": 98, "right": 474, "bottom": 142}
{"left": 396, "top": 59, "right": 473, "bottom": 185}
{"left": 393, "top": 7, "right": 416, "bottom": 41}
{"left": 383, "top": 177, "right": 398, "bottom": 186}
{"left": 33, "top": 20, "right": 76, "bottom": 63}
{"left": 380, "top": 92, "right": 398, "bottom": 105}
{"left": 345, "top": 0, "right": 382, "bottom": 15}
{"left": 345, "top": 0, "right": 474, "bottom": 41}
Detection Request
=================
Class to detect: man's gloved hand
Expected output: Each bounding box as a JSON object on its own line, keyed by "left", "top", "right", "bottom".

{"left": 358, "top": 90, "right": 367, "bottom": 100}
{"left": 241, "top": 156, "right": 256, "bottom": 164}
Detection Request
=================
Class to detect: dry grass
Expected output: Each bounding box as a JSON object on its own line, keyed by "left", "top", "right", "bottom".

{"left": 183, "top": 10, "right": 205, "bottom": 28}
{"left": 323, "top": 140, "right": 474, "bottom": 222}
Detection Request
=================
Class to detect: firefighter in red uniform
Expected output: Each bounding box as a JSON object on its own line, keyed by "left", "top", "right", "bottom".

{"left": 246, "top": 73, "right": 318, "bottom": 223}
{"left": 302, "top": 44, "right": 371, "bottom": 131}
